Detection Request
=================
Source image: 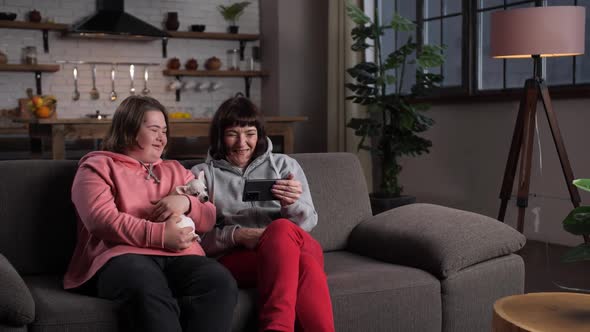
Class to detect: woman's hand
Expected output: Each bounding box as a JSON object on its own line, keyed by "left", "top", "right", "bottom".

{"left": 152, "top": 195, "right": 190, "bottom": 222}
{"left": 272, "top": 173, "right": 302, "bottom": 207}
{"left": 163, "top": 214, "right": 198, "bottom": 251}
{"left": 234, "top": 227, "right": 265, "bottom": 249}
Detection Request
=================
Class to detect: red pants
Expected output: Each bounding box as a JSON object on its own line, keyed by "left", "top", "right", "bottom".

{"left": 219, "top": 219, "right": 335, "bottom": 332}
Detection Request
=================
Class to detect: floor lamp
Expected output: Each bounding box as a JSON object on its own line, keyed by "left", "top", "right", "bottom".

{"left": 490, "top": 6, "right": 586, "bottom": 233}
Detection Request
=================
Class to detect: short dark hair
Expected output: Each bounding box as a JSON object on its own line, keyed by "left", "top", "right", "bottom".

{"left": 209, "top": 95, "right": 267, "bottom": 160}
{"left": 101, "top": 96, "right": 169, "bottom": 154}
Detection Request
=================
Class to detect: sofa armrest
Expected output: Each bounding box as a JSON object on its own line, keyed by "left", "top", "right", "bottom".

{"left": 348, "top": 203, "right": 526, "bottom": 279}
{"left": 0, "top": 253, "right": 34, "bottom": 326}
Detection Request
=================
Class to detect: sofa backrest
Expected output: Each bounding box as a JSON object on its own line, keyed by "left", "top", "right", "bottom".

{"left": 182, "top": 152, "right": 373, "bottom": 251}
{"left": 0, "top": 160, "right": 78, "bottom": 275}
{"left": 0, "top": 153, "right": 372, "bottom": 275}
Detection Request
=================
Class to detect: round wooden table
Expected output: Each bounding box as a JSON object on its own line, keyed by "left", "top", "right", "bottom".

{"left": 493, "top": 292, "right": 590, "bottom": 332}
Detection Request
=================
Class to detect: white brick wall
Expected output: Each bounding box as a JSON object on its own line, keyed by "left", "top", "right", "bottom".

{"left": 0, "top": 0, "right": 260, "bottom": 118}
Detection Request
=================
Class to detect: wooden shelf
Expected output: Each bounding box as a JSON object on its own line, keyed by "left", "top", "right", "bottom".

{"left": 163, "top": 69, "right": 267, "bottom": 77}
{"left": 163, "top": 69, "right": 266, "bottom": 101}
{"left": 0, "top": 64, "right": 60, "bottom": 95}
{"left": 161, "top": 31, "right": 259, "bottom": 59}
{"left": 166, "top": 31, "right": 259, "bottom": 41}
{"left": 0, "top": 20, "right": 68, "bottom": 31}
{"left": 0, "top": 64, "right": 60, "bottom": 72}
{"left": 0, "top": 20, "right": 68, "bottom": 53}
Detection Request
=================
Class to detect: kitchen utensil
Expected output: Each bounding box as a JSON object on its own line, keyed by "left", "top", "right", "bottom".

{"left": 142, "top": 67, "right": 150, "bottom": 95}
{"left": 86, "top": 110, "right": 110, "bottom": 120}
{"left": 72, "top": 66, "right": 80, "bottom": 101}
{"left": 195, "top": 81, "right": 211, "bottom": 92}
{"left": 209, "top": 81, "right": 223, "bottom": 91}
{"left": 109, "top": 66, "right": 117, "bottom": 101}
{"left": 90, "top": 64, "right": 99, "bottom": 100}
{"left": 167, "top": 79, "right": 183, "bottom": 91}
{"left": 129, "top": 64, "right": 135, "bottom": 95}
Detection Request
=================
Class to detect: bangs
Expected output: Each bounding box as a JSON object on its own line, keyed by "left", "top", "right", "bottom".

{"left": 220, "top": 105, "right": 260, "bottom": 130}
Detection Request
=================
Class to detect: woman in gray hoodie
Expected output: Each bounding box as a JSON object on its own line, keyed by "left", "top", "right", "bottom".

{"left": 192, "top": 95, "right": 334, "bottom": 332}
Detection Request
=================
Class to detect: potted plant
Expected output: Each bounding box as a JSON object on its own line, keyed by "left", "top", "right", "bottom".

{"left": 561, "top": 179, "right": 590, "bottom": 262}
{"left": 217, "top": 1, "right": 250, "bottom": 34}
{"left": 345, "top": 1, "right": 444, "bottom": 214}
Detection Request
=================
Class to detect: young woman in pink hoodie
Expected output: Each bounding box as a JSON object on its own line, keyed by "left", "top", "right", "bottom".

{"left": 64, "top": 96, "right": 237, "bottom": 332}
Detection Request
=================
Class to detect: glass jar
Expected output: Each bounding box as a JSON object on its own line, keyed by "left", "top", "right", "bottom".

{"left": 22, "top": 46, "right": 37, "bottom": 65}
{"left": 227, "top": 49, "right": 239, "bottom": 71}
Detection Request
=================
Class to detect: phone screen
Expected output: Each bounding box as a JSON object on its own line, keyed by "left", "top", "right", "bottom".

{"left": 242, "top": 179, "right": 277, "bottom": 201}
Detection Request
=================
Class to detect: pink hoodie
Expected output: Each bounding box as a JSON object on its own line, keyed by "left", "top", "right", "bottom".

{"left": 63, "top": 151, "right": 216, "bottom": 289}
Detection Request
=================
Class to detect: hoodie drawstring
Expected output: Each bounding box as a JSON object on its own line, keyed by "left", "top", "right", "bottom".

{"left": 140, "top": 162, "right": 161, "bottom": 184}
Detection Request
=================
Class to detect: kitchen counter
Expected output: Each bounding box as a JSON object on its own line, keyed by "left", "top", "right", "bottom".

{"left": 17, "top": 116, "right": 307, "bottom": 159}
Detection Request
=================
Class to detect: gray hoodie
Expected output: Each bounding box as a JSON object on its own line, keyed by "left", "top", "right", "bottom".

{"left": 191, "top": 138, "right": 318, "bottom": 256}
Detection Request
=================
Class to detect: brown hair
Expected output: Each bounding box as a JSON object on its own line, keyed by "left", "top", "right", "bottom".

{"left": 209, "top": 94, "right": 267, "bottom": 160}
{"left": 101, "top": 96, "right": 169, "bottom": 153}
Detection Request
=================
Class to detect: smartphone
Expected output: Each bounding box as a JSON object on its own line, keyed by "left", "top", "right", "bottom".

{"left": 242, "top": 179, "right": 277, "bottom": 201}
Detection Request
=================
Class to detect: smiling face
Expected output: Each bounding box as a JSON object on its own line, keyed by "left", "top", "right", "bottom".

{"left": 126, "top": 110, "right": 168, "bottom": 163}
{"left": 223, "top": 125, "right": 258, "bottom": 168}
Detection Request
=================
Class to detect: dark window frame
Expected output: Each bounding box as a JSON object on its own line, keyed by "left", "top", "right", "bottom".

{"left": 387, "top": 0, "right": 590, "bottom": 102}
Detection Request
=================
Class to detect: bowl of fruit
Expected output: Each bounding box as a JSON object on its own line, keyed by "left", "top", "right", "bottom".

{"left": 27, "top": 94, "right": 57, "bottom": 119}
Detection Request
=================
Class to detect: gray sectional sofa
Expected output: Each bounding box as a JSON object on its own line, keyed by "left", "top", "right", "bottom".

{"left": 0, "top": 152, "right": 525, "bottom": 332}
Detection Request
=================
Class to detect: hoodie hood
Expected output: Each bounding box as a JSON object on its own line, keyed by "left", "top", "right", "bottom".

{"left": 80, "top": 151, "right": 164, "bottom": 184}
{"left": 79, "top": 151, "right": 163, "bottom": 167}
{"left": 206, "top": 137, "right": 275, "bottom": 175}
{"left": 69, "top": 0, "right": 168, "bottom": 40}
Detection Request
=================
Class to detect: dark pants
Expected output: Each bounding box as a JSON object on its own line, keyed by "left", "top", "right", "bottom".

{"left": 94, "top": 254, "right": 238, "bottom": 332}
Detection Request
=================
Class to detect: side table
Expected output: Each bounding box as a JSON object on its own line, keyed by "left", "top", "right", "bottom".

{"left": 493, "top": 292, "right": 590, "bottom": 331}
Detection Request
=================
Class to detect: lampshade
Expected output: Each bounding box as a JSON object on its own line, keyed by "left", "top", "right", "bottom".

{"left": 491, "top": 6, "right": 586, "bottom": 58}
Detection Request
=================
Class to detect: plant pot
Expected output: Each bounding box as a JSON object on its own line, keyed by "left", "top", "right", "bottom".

{"left": 228, "top": 25, "right": 239, "bottom": 34}
{"left": 369, "top": 194, "right": 416, "bottom": 215}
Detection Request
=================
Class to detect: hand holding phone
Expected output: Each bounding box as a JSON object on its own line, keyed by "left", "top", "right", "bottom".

{"left": 272, "top": 173, "right": 302, "bottom": 206}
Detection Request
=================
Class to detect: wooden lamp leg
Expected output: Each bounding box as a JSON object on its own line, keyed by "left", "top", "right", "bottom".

{"left": 497, "top": 78, "right": 581, "bottom": 234}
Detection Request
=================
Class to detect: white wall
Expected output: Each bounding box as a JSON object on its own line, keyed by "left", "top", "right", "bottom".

{"left": 0, "top": 0, "right": 260, "bottom": 118}
{"left": 399, "top": 97, "right": 590, "bottom": 246}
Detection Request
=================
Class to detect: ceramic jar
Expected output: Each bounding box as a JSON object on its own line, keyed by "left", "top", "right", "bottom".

{"left": 165, "top": 12, "right": 179, "bottom": 31}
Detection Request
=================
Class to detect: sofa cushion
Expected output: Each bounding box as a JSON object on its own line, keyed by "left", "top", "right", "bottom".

{"left": 324, "top": 251, "right": 442, "bottom": 332}
{"left": 24, "top": 275, "right": 257, "bottom": 332}
{"left": 0, "top": 254, "right": 34, "bottom": 326}
{"left": 24, "top": 275, "right": 118, "bottom": 332}
{"left": 349, "top": 203, "right": 526, "bottom": 278}
{"left": 0, "top": 160, "right": 78, "bottom": 276}
{"left": 292, "top": 153, "right": 372, "bottom": 251}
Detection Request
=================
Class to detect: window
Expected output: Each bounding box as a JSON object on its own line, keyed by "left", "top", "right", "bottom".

{"left": 378, "top": 0, "right": 590, "bottom": 97}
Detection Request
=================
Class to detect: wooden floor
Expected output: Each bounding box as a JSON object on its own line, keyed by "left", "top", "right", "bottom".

{"left": 521, "top": 240, "right": 590, "bottom": 293}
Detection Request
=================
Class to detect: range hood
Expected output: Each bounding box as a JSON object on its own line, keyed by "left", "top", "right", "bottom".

{"left": 68, "top": 0, "right": 168, "bottom": 40}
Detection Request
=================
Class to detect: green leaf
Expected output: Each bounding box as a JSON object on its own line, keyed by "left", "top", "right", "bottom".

{"left": 562, "top": 244, "right": 590, "bottom": 263}
{"left": 385, "top": 75, "right": 396, "bottom": 85}
{"left": 346, "top": 0, "right": 371, "bottom": 25}
{"left": 417, "top": 44, "right": 445, "bottom": 68}
{"left": 390, "top": 13, "right": 415, "bottom": 32}
{"left": 562, "top": 206, "right": 590, "bottom": 235}
{"left": 573, "top": 179, "right": 590, "bottom": 193}
{"left": 217, "top": 2, "right": 251, "bottom": 24}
